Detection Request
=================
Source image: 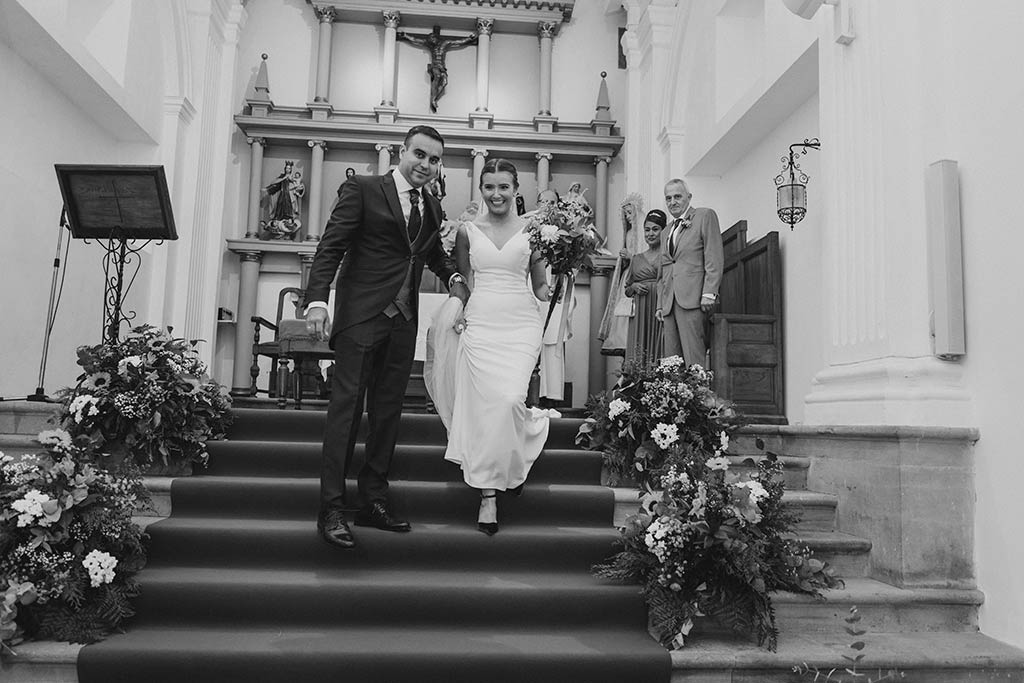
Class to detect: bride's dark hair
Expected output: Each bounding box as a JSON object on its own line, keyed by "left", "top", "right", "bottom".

{"left": 479, "top": 158, "right": 519, "bottom": 189}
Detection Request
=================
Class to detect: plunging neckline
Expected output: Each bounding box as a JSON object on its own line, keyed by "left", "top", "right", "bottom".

{"left": 470, "top": 221, "right": 526, "bottom": 252}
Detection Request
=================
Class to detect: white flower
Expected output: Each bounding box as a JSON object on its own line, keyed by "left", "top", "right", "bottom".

{"left": 539, "top": 224, "right": 560, "bottom": 244}
{"left": 82, "top": 550, "right": 118, "bottom": 588}
{"left": 651, "top": 423, "right": 679, "bottom": 449}
{"left": 37, "top": 429, "right": 73, "bottom": 453}
{"left": 719, "top": 431, "right": 729, "bottom": 452}
{"left": 608, "top": 398, "right": 630, "bottom": 420}
{"left": 439, "top": 220, "right": 458, "bottom": 255}
{"left": 12, "top": 489, "right": 52, "bottom": 528}
{"left": 69, "top": 394, "right": 100, "bottom": 424}
{"left": 658, "top": 355, "right": 684, "bottom": 371}
{"left": 705, "top": 456, "right": 730, "bottom": 471}
{"left": 116, "top": 355, "right": 143, "bottom": 377}
{"left": 731, "top": 480, "right": 770, "bottom": 524}
{"left": 81, "top": 372, "right": 112, "bottom": 391}
{"left": 689, "top": 482, "right": 708, "bottom": 520}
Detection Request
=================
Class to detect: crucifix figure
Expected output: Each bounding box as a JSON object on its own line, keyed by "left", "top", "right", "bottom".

{"left": 397, "top": 25, "right": 478, "bottom": 112}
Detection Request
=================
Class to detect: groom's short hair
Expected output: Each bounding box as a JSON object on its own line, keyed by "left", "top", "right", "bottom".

{"left": 405, "top": 125, "right": 445, "bottom": 148}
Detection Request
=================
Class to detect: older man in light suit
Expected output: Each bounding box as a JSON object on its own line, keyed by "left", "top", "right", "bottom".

{"left": 655, "top": 178, "right": 725, "bottom": 367}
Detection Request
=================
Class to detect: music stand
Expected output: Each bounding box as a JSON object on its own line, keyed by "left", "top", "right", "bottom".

{"left": 55, "top": 165, "right": 177, "bottom": 344}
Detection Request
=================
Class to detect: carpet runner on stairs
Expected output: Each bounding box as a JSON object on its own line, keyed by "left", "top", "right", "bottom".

{"left": 77, "top": 408, "right": 672, "bottom": 683}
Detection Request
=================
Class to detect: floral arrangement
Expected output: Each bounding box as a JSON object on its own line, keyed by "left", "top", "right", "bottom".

{"left": 577, "top": 357, "right": 841, "bottom": 650}
{"left": 1, "top": 431, "right": 148, "bottom": 651}
{"left": 57, "top": 325, "right": 232, "bottom": 471}
{"left": 526, "top": 194, "right": 602, "bottom": 277}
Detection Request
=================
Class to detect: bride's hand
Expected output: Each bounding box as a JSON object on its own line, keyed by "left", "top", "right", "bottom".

{"left": 453, "top": 316, "right": 467, "bottom": 334}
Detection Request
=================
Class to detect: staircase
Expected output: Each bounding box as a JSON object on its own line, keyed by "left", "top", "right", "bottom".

{"left": 3, "top": 403, "right": 1024, "bottom": 682}
{"left": 75, "top": 408, "right": 670, "bottom": 683}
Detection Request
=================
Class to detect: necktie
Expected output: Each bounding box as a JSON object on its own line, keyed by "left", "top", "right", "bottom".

{"left": 407, "top": 189, "right": 422, "bottom": 243}
{"left": 670, "top": 218, "right": 682, "bottom": 256}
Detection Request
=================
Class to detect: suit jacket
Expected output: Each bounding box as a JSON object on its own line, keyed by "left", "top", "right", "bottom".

{"left": 657, "top": 206, "right": 725, "bottom": 311}
{"left": 305, "top": 171, "right": 457, "bottom": 347}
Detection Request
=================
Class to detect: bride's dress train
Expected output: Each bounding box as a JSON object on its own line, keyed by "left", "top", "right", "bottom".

{"left": 425, "top": 222, "right": 558, "bottom": 490}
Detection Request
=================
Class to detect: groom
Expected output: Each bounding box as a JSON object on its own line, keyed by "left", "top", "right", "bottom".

{"left": 305, "top": 125, "right": 469, "bottom": 549}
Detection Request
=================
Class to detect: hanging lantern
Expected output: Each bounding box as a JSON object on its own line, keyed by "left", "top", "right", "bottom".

{"left": 775, "top": 138, "right": 820, "bottom": 228}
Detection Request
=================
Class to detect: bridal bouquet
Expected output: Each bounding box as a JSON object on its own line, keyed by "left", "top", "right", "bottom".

{"left": 578, "top": 357, "right": 841, "bottom": 651}
{"left": 56, "top": 325, "right": 232, "bottom": 472}
{"left": 526, "top": 194, "right": 601, "bottom": 277}
{"left": 1, "top": 432, "right": 148, "bottom": 650}
{"left": 526, "top": 195, "right": 601, "bottom": 334}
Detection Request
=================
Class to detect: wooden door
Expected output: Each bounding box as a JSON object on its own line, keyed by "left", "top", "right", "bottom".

{"left": 710, "top": 228, "right": 786, "bottom": 424}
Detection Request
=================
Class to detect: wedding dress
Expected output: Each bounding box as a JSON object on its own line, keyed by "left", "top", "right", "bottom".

{"left": 425, "top": 221, "right": 558, "bottom": 490}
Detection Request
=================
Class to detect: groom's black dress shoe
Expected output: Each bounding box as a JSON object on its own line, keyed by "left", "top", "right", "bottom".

{"left": 318, "top": 509, "right": 356, "bottom": 549}
{"left": 355, "top": 502, "right": 411, "bottom": 532}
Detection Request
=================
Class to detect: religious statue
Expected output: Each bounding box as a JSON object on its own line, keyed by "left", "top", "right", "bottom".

{"left": 397, "top": 25, "right": 478, "bottom": 112}
{"left": 260, "top": 160, "right": 305, "bottom": 240}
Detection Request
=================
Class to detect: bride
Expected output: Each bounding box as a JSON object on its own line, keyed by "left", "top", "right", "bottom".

{"left": 426, "top": 158, "right": 558, "bottom": 535}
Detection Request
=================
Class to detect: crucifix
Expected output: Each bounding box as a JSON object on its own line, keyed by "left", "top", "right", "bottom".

{"left": 397, "top": 25, "right": 478, "bottom": 112}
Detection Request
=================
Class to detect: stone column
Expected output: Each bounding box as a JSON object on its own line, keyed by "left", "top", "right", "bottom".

{"left": 381, "top": 10, "right": 400, "bottom": 107}
{"left": 305, "top": 140, "right": 327, "bottom": 241}
{"left": 376, "top": 143, "right": 393, "bottom": 174}
{"left": 588, "top": 260, "right": 615, "bottom": 395}
{"left": 804, "top": 2, "right": 970, "bottom": 426}
{"left": 594, "top": 156, "right": 611, "bottom": 239}
{"left": 535, "top": 152, "right": 552, "bottom": 192}
{"left": 312, "top": 5, "right": 335, "bottom": 103}
{"left": 471, "top": 148, "right": 488, "bottom": 201}
{"left": 231, "top": 250, "right": 263, "bottom": 395}
{"left": 537, "top": 22, "right": 555, "bottom": 116}
{"left": 244, "top": 137, "right": 265, "bottom": 238}
{"left": 475, "top": 18, "right": 493, "bottom": 111}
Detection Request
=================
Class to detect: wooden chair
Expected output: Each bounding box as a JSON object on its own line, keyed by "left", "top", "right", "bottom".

{"left": 250, "top": 287, "right": 331, "bottom": 406}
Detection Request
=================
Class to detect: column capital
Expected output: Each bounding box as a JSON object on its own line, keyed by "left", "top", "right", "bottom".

{"left": 471, "top": 148, "right": 489, "bottom": 159}
{"left": 238, "top": 250, "right": 263, "bottom": 262}
{"left": 246, "top": 136, "right": 266, "bottom": 147}
{"left": 535, "top": 152, "right": 553, "bottom": 162}
{"left": 382, "top": 9, "right": 401, "bottom": 29}
{"left": 313, "top": 4, "right": 337, "bottom": 23}
{"left": 313, "top": 5, "right": 336, "bottom": 23}
{"left": 307, "top": 139, "right": 328, "bottom": 151}
{"left": 594, "top": 155, "right": 612, "bottom": 166}
{"left": 538, "top": 21, "right": 557, "bottom": 39}
{"left": 375, "top": 143, "right": 393, "bottom": 154}
{"left": 476, "top": 18, "right": 494, "bottom": 35}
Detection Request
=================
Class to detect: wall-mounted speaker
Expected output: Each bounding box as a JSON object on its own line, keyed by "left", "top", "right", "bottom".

{"left": 925, "top": 159, "right": 966, "bottom": 359}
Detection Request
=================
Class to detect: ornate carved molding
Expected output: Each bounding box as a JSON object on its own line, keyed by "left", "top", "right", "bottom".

{"left": 305, "top": 1, "right": 573, "bottom": 36}
{"left": 313, "top": 5, "right": 336, "bottom": 23}
{"left": 538, "top": 21, "right": 557, "bottom": 39}
{"left": 471, "top": 148, "right": 489, "bottom": 158}
{"left": 535, "top": 152, "right": 552, "bottom": 161}
{"left": 382, "top": 9, "right": 400, "bottom": 28}
{"left": 476, "top": 18, "right": 494, "bottom": 35}
{"left": 594, "top": 155, "right": 611, "bottom": 166}
{"left": 307, "top": 139, "right": 328, "bottom": 150}
{"left": 246, "top": 136, "right": 266, "bottom": 147}
{"left": 375, "top": 143, "right": 393, "bottom": 154}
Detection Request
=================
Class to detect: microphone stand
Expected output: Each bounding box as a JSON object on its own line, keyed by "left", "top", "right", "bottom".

{"left": 0, "top": 209, "right": 68, "bottom": 403}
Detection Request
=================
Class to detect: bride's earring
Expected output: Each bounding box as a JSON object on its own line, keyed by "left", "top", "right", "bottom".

{"left": 478, "top": 490, "right": 498, "bottom": 536}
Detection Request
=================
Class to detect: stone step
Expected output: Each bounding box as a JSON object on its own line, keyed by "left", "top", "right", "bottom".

{"left": 689, "top": 578, "right": 982, "bottom": 637}
{"left": 669, "top": 631, "right": 1024, "bottom": 682}
{"left": 0, "top": 402, "right": 60, "bottom": 435}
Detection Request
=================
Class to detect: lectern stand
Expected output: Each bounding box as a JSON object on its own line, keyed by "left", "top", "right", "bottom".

{"left": 55, "top": 165, "right": 177, "bottom": 343}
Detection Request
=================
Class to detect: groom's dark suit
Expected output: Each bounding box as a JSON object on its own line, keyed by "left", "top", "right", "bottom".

{"left": 305, "top": 170, "right": 457, "bottom": 513}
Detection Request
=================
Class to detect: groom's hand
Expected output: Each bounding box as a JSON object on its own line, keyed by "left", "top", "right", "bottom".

{"left": 306, "top": 308, "right": 332, "bottom": 342}
{"left": 449, "top": 281, "right": 470, "bottom": 305}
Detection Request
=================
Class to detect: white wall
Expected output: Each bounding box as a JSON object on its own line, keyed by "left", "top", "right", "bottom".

{"left": 945, "top": 1, "right": 1024, "bottom": 650}
{"left": 692, "top": 94, "right": 822, "bottom": 423}
{"left": 0, "top": 0, "right": 167, "bottom": 398}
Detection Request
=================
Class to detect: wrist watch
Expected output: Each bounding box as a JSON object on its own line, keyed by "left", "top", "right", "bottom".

{"left": 448, "top": 273, "right": 466, "bottom": 288}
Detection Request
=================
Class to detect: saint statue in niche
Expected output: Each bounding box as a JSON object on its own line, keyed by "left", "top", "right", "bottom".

{"left": 397, "top": 25, "right": 478, "bottom": 112}
{"left": 260, "top": 160, "right": 305, "bottom": 240}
